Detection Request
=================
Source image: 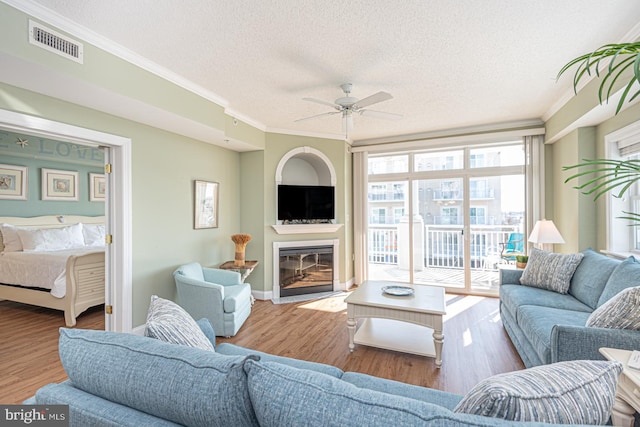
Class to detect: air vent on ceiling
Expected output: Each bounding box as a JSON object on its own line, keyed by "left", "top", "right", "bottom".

{"left": 29, "top": 20, "right": 83, "bottom": 64}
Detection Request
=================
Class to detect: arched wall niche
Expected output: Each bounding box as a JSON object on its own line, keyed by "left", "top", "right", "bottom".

{"left": 275, "top": 146, "right": 336, "bottom": 186}
{"left": 272, "top": 146, "right": 343, "bottom": 233}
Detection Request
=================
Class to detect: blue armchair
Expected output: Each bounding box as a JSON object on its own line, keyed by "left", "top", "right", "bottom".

{"left": 173, "top": 262, "right": 252, "bottom": 337}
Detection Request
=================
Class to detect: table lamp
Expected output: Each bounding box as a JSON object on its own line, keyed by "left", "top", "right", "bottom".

{"left": 528, "top": 219, "right": 564, "bottom": 252}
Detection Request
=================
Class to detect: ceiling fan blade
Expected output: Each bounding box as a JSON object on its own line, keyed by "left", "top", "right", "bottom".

{"left": 353, "top": 91, "right": 393, "bottom": 109}
{"left": 359, "top": 109, "right": 403, "bottom": 120}
{"left": 294, "top": 111, "right": 340, "bottom": 122}
{"left": 302, "top": 97, "right": 342, "bottom": 110}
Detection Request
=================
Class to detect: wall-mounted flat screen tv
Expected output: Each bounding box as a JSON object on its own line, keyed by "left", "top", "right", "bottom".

{"left": 278, "top": 184, "right": 335, "bottom": 221}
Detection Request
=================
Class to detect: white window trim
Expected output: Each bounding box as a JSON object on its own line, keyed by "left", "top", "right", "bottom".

{"left": 605, "top": 120, "right": 640, "bottom": 256}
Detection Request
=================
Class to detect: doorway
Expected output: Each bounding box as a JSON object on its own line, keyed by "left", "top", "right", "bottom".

{"left": 0, "top": 108, "right": 132, "bottom": 332}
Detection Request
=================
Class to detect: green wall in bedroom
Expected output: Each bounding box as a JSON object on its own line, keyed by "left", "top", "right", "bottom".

{"left": 0, "top": 130, "right": 105, "bottom": 217}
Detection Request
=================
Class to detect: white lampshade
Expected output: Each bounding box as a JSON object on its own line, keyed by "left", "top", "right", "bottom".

{"left": 528, "top": 219, "right": 564, "bottom": 250}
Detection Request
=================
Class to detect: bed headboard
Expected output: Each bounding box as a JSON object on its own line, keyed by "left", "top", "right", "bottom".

{"left": 0, "top": 215, "right": 105, "bottom": 252}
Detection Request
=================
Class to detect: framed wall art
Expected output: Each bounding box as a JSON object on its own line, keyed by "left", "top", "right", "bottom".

{"left": 42, "top": 168, "right": 79, "bottom": 201}
{"left": 0, "top": 164, "right": 28, "bottom": 200}
{"left": 194, "top": 180, "right": 219, "bottom": 229}
{"left": 89, "top": 173, "right": 106, "bottom": 201}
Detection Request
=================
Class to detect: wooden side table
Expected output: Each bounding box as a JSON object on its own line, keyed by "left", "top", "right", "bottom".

{"left": 219, "top": 260, "right": 259, "bottom": 283}
{"left": 599, "top": 347, "right": 640, "bottom": 427}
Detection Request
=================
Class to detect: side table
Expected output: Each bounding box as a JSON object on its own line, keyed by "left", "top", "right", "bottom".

{"left": 599, "top": 347, "right": 640, "bottom": 427}
{"left": 219, "top": 260, "right": 259, "bottom": 283}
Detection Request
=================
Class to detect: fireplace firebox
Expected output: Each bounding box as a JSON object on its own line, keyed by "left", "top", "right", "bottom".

{"left": 279, "top": 245, "right": 333, "bottom": 297}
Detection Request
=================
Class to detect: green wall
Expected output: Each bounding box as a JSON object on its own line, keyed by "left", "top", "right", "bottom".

{"left": 0, "top": 82, "right": 242, "bottom": 327}
{"left": 240, "top": 133, "right": 353, "bottom": 295}
{"left": 546, "top": 98, "right": 640, "bottom": 253}
{"left": 0, "top": 131, "right": 104, "bottom": 216}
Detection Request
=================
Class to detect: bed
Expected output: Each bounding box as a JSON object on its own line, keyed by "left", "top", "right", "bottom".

{"left": 0, "top": 215, "right": 105, "bottom": 327}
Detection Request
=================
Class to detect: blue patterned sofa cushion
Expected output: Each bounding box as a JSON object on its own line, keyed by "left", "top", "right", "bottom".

{"left": 216, "top": 342, "right": 344, "bottom": 378}
{"left": 454, "top": 360, "right": 622, "bottom": 425}
{"left": 244, "top": 359, "right": 571, "bottom": 427}
{"left": 587, "top": 286, "right": 640, "bottom": 330}
{"left": 144, "top": 295, "right": 215, "bottom": 351}
{"left": 59, "top": 328, "right": 258, "bottom": 427}
{"left": 519, "top": 249, "right": 584, "bottom": 294}
{"left": 569, "top": 249, "right": 620, "bottom": 309}
{"left": 598, "top": 256, "right": 640, "bottom": 307}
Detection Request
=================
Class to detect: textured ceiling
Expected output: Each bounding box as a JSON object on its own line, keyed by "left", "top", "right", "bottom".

{"left": 24, "top": 1, "right": 640, "bottom": 142}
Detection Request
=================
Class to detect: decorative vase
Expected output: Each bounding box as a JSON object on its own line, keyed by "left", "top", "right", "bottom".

{"left": 231, "top": 234, "right": 251, "bottom": 267}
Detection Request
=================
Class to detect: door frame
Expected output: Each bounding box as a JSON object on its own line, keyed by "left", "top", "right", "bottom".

{"left": 0, "top": 108, "right": 132, "bottom": 332}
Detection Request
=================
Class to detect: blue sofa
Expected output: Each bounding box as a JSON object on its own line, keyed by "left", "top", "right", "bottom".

{"left": 500, "top": 248, "right": 640, "bottom": 368}
{"left": 26, "top": 320, "right": 600, "bottom": 426}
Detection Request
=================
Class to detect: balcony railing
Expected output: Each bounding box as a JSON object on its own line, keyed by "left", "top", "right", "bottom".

{"left": 368, "top": 224, "right": 520, "bottom": 269}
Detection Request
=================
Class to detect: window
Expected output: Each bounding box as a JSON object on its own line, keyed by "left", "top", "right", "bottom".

{"left": 440, "top": 207, "right": 460, "bottom": 225}
{"left": 606, "top": 121, "right": 640, "bottom": 255}
{"left": 393, "top": 207, "right": 405, "bottom": 223}
{"left": 470, "top": 206, "right": 486, "bottom": 225}
{"left": 368, "top": 155, "right": 408, "bottom": 174}
{"left": 370, "top": 208, "right": 386, "bottom": 224}
{"left": 414, "top": 150, "right": 463, "bottom": 171}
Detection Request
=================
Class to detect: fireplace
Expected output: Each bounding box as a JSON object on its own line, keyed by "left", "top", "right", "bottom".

{"left": 273, "top": 240, "right": 339, "bottom": 301}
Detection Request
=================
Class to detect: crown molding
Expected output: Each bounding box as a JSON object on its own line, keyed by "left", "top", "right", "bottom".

{"left": 2, "top": 0, "right": 232, "bottom": 109}
{"left": 352, "top": 119, "right": 544, "bottom": 147}
{"left": 266, "top": 126, "right": 350, "bottom": 143}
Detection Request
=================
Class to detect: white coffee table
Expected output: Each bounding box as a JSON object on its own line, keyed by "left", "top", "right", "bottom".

{"left": 345, "top": 281, "right": 446, "bottom": 367}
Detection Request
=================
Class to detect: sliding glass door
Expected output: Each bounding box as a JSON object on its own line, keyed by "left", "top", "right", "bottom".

{"left": 366, "top": 142, "right": 526, "bottom": 296}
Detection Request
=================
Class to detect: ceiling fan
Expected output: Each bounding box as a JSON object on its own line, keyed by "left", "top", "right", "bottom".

{"left": 295, "top": 83, "right": 402, "bottom": 137}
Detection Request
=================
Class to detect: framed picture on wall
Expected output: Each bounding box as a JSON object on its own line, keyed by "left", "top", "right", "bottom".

{"left": 42, "top": 168, "right": 79, "bottom": 201}
{"left": 194, "top": 180, "right": 219, "bottom": 229}
{"left": 0, "top": 164, "right": 28, "bottom": 200}
{"left": 89, "top": 173, "right": 106, "bottom": 201}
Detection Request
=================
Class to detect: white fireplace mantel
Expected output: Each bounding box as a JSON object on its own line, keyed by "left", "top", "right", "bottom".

{"left": 271, "top": 223, "right": 343, "bottom": 235}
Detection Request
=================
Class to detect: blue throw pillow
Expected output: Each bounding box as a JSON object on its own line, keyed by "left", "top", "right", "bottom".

{"left": 598, "top": 256, "right": 640, "bottom": 307}
{"left": 569, "top": 248, "right": 620, "bottom": 309}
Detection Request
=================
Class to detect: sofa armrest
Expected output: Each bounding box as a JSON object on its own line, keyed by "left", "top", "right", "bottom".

{"left": 202, "top": 267, "right": 242, "bottom": 286}
{"left": 551, "top": 324, "right": 640, "bottom": 363}
{"left": 499, "top": 268, "right": 524, "bottom": 286}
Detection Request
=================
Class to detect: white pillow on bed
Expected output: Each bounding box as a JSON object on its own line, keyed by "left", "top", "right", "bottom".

{"left": 17, "top": 223, "right": 86, "bottom": 252}
{"left": 82, "top": 223, "right": 106, "bottom": 247}
{"left": 0, "top": 223, "right": 24, "bottom": 252}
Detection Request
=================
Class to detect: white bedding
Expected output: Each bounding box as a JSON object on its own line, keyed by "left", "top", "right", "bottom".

{"left": 0, "top": 247, "right": 105, "bottom": 298}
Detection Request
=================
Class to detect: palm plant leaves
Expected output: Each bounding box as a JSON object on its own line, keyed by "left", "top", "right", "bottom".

{"left": 557, "top": 42, "right": 640, "bottom": 114}
{"left": 563, "top": 159, "right": 640, "bottom": 200}
{"left": 563, "top": 159, "right": 640, "bottom": 225}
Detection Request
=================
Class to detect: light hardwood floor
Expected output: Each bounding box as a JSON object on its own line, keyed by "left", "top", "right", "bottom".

{"left": 0, "top": 290, "right": 524, "bottom": 404}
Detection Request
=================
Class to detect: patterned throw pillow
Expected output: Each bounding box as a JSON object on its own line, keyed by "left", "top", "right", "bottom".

{"left": 144, "top": 295, "right": 215, "bottom": 352}
{"left": 453, "top": 360, "right": 623, "bottom": 425}
{"left": 519, "top": 248, "right": 584, "bottom": 294}
{"left": 587, "top": 286, "right": 640, "bottom": 329}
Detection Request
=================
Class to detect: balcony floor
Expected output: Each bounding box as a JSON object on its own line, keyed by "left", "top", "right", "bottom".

{"left": 367, "top": 263, "right": 502, "bottom": 294}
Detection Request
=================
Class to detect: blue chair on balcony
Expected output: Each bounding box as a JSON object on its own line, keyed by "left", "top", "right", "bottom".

{"left": 500, "top": 233, "right": 524, "bottom": 262}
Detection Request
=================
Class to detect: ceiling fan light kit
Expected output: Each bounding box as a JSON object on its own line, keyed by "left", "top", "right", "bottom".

{"left": 296, "top": 83, "right": 402, "bottom": 139}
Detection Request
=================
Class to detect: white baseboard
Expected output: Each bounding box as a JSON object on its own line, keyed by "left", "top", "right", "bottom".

{"left": 252, "top": 290, "right": 272, "bottom": 301}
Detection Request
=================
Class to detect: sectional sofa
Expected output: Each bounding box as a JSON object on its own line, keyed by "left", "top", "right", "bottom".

{"left": 25, "top": 315, "right": 622, "bottom": 426}
{"left": 500, "top": 248, "right": 640, "bottom": 368}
